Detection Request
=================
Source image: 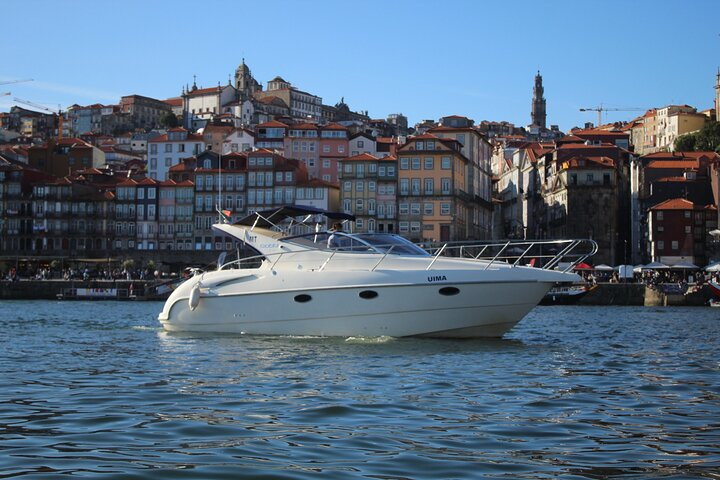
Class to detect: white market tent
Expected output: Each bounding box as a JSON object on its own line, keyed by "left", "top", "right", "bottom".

{"left": 670, "top": 261, "right": 699, "bottom": 270}
{"left": 705, "top": 262, "right": 720, "bottom": 272}
{"left": 643, "top": 261, "right": 669, "bottom": 270}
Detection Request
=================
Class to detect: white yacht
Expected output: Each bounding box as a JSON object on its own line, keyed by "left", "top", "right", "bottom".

{"left": 158, "top": 206, "right": 596, "bottom": 338}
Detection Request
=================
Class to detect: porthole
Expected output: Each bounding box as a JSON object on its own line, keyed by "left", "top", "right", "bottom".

{"left": 439, "top": 286, "right": 460, "bottom": 296}
{"left": 294, "top": 294, "right": 312, "bottom": 303}
{"left": 359, "top": 290, "right": 378, "bottom": 299}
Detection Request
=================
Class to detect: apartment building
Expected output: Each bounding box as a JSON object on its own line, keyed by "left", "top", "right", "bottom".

{"left": 396, "top": 134, "right": 469, "bottom": 242}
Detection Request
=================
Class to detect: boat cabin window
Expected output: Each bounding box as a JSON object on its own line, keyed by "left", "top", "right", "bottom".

{"left": 280, "top": 232, "right": 429, "bottom": 256}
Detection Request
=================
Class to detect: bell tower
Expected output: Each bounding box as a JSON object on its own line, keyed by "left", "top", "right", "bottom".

{"left": 531, "top": 71, "right": 547, "bottom": 129}
{"left": 235, "top": 58, "right": 261, "bottom": 99}
{"left": 715, "top": 69, "right": 720, "bottom": 122}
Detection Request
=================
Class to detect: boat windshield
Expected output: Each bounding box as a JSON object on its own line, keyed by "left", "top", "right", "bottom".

{"left": 280, "top": 232, "right": 430, "bottom": 256}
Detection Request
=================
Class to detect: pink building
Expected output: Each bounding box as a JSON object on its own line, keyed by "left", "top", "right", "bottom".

{"left": 318, "top": 123, "right": 348, "bottom": 185}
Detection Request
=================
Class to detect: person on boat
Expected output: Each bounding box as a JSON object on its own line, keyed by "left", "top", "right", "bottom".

{"left": 327, "top": 222, "right": 343, "bottom": 249}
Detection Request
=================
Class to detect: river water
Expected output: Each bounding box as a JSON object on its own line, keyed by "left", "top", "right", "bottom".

{"left": 0, "top": 301, "right": 718, "bottom": 479}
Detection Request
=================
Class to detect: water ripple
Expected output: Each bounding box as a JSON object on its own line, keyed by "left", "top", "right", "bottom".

{"left": 1, "top": 302, "right": 719, "bottom": 478}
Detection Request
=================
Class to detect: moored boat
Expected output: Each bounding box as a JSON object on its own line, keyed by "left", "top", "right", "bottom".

{"left": 158, "top": 206, "right": 596, "bottom": 338}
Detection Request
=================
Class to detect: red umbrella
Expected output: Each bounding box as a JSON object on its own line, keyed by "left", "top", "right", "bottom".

{"left": 573, "top": 262, "right": 592, "bottom": 270}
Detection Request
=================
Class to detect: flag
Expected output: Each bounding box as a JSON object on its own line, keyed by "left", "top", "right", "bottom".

{"left": 220, "top": 209, "right": 232, "bottom": 223}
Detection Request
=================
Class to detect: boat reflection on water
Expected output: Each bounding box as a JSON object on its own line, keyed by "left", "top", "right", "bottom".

{"left": 159, "top": 206, "right": 596, "bottom": 338}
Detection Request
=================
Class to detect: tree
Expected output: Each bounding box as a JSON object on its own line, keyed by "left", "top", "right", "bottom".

{"left": 159, "top": 111, "right": 179, "bottom": 128}
{"left": 674, "top": 133, "right": 697, "bottom": 152}
{"left": 694, "top": 121, "right": 720, "bottom": 152}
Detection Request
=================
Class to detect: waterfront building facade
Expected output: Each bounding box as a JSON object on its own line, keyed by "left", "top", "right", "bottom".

{"left": 649, "top": 198, "right": 717, "bottom": 266}
{"left": 396, "top": 135, "right": 469, "bottom": 242}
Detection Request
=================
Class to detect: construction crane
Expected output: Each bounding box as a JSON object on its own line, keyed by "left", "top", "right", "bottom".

{"left": 579, "top": 105, "right": 646, "bottom": 126}
{"left": 0, "top": 79, "right": 33, "bottom": 98}
{"left": 13, "top": 97, "right": 65, "bottom": 140}
{"left": 0, "top": 78, "right": 33, "bottom": 86}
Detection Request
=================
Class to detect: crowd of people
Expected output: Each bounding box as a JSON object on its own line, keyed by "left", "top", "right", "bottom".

{"left": 2, "top": 266, "right": 165, "bottom": 282}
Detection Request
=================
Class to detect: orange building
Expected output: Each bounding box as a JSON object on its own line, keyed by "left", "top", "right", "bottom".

{"left": 396, "top": 134, "right": 469, "bottom": 242}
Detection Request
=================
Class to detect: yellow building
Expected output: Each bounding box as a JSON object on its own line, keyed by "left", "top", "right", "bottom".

{"left": 338, "top": 153, "right": 397, "bottom": 234}
{"left": 656, "top": 105, "right": 708, "bottom": 151}
{"left": 396, "top": 134, "right": 469, "bottom": 242}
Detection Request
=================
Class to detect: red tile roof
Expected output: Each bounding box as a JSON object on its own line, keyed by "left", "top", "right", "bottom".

{"left": 257, "top": 120, "right": 288, "bottom": 128}
{"left": 562, "top": 156, "right": 615, "bottom": 169}
{"left": 186, "top": 86, "right": 224, "bottom": 97}
{"left": 344, "top": 153, "right": 380, "bottom": 162}
{"left": 321, "top": 122, "right": 348, "bottom": 131}
{"left": 651, "top": 198, "right": 697, "bottom": 210}
{"left": 646, "top": 160, "right": 701, "bottom": 170}
{"left": 289, "top": 122, "right": 318, "bottom": 130}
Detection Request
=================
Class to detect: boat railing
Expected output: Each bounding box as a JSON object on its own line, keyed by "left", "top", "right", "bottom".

{"left": 216, "top": 238, "right": 597, "bottom": 273}
{"left": 426, "top": 238, "right": 598, "bottom": 272}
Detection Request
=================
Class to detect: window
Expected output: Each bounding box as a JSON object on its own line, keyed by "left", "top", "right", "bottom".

{"left": 411, "top": 158, "right": 420, "bottom": 170}
{"left": 424, "top": 157, "right": 434, "bottom": 170}
{"left": 658, "top": 240, "right": 664, "bottom": 250}
{"left": 410, "top": 203, "right": 421, "bottom": 215}
{"left": 165, "top": 144, "right": 172, "bottom": 153}
{"left": 400, "top": 158, "right": 409, "bottom": 170}
{"left": 400, "top": 179, "right": 409, "bottom": 195}
{"left": 399, "top": 203, "right": 409, "bottom": 215}
{"left": 356, "top": 199, "right": 364, "bottom": 211}
{"left": 424, "top": 178, "right": 434, "bottom": 195}
{"left": 411, "top": 178, "right": 421, "bottom": 195}
{"left": 323, "top": 145, "right": 330, "bottom": 153}
{"left": 424, "top": 203, "right": 433, "bottom": 215}
{"left": 684, "top": 211, "right": 691, "bottom": 218}
{"left": 685, "top": 226, "right": 691, "bottom": 233}
{"left": 323, "top": 159, "right": 331, "bottom": 168}
{"left": 440, "top": 203, "right": 450, "bottom": 215}
{"left": 399, "top": 221, "right": 409, "bottom": 233}
{"left": 657, "top": 211, "right": 664, "bottom": 220}
{"left": 441, "top": 157, "right": 451, "bottom": 169}
{"left": 416, "top": 141, "right": 424, "bottom": 150}
{"left": 344, "top": 181, "right": 351, "bottom": 192}
{"left": 368, "top": 181, "right": 376, "bottom": 192}
{"left": 410, "top": 221, "right": 421, "bottom": 233}
{"left": 338, "top": 145, "right": 345, "bottom": 153}
{"left": 441, "top": 178, "right": 451, "bottom": 194}
{"left": 671, "top": 240, "right": 679, "bottom": 250}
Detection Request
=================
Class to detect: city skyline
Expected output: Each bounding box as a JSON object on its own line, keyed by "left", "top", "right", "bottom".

{"left": 2, "top": 0, "right": 718, "bottom": 131}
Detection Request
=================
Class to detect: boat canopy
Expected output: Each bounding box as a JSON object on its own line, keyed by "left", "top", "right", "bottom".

{"left": 234, "top": 205, "right": 355, "bottom": 229}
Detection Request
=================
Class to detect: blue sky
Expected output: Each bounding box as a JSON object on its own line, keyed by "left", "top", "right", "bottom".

{"left": 2, "top": 0, "right": 718, "bottom": 132}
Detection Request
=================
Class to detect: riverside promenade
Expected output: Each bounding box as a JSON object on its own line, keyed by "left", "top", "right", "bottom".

{"left": 0, "top": 279, "right": 714, "bottom": 305}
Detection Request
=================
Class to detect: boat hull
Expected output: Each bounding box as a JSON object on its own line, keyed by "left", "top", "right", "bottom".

{"left": 159, "top": 279, "right": 552, "bottom": 338}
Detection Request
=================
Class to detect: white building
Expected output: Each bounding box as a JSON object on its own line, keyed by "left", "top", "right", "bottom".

{"left": 183, "top": 83, "right": 238, "bottom": 130}
{"left": 223, "top": 128, "right": 255, "bottom": 154}
{"left": 147, "top": 128, "right": 205, "bottom": 180}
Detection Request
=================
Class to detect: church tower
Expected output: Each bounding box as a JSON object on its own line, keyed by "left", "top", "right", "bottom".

{"left": 235, "top": 59, "right": 261, "bottom": 99}
{"left": 531, "top": 71, "right": 547, "bottom": 129}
